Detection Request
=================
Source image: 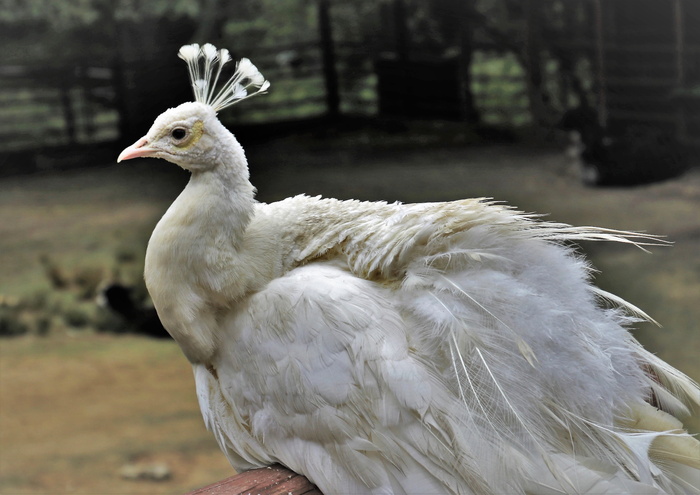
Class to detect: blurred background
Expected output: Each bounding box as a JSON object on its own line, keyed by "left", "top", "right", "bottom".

{"left": 1, "top": 0, "right": 698, "bottom": 493}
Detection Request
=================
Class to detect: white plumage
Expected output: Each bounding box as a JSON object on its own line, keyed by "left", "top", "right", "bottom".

{"left": 118, "top": 44, "right": 700, "bottom": 494}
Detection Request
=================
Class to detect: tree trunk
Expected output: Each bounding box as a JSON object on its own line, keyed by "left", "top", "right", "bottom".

{"left": 318, "top": 0, "right": 340, "bottom": 119}
{"left": 524, "top": 0, "right": 548, "bottom": 126}
{"left": 456, "top": 0, "right": 481, "bottom": 124}
{"left": 192, "top": 0, "right": 225, "bottom": 45}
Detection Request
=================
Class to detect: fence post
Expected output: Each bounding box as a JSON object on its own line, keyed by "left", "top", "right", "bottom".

{"left": 392, "top": 0, "right": 410, "bottom": 63}
{"left": 524, "top": 0, "right": 547, "bottom": 126}
{"left": 318, "top": 0, "right": 340, "bottom": 119}
{"left": 60, "top": 81, "right": 77, "bottom": 145}
{"left": 456, "top": 0, "right": 481, "bottom": 124}
{"left": 592, "top": 0, "right": 607, "bottom": 127}
{"left": 184, "top": 464, "right": 322, "bottom": 495}
{"left": 672, "top": 0, "right": 687, "bottom": 142}
{"left": 80, "top": 66, "right": 96, "bottom": 140}
{"left": 112, "top": 55, "right": 130, "bottom": 143}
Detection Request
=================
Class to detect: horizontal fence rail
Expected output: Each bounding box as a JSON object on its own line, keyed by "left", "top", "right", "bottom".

{"left": 0, "top": 64, "right": 120, "bottom": 152}
{"left": 0, "top": 49, "right": 532, "bottom": 157}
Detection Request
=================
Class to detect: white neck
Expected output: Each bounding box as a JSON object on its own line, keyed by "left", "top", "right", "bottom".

{"left": 188, "top": 165, "right": 256, "bottom": 246}
{"left": 144, "top": 134, "right": 258, "bottom": 363}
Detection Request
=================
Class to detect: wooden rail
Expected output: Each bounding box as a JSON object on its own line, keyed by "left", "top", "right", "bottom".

{"left": 184, "top": 464, "right": 322, "bottom": 495}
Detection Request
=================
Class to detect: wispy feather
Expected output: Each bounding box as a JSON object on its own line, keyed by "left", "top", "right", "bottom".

{"left": 178, "top": 43, "right": 270, "bottom": 112}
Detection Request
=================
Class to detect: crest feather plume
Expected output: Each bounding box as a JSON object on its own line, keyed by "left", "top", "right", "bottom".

{"left": 178, "top": 43, "right": 270, "bottom": 112}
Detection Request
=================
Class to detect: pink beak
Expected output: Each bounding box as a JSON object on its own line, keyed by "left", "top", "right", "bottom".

{"left": 117, "top": 137, "right": 155, "bottom": 162}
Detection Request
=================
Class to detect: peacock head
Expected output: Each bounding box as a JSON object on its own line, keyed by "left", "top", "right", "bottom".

{"left": 117, "top": 43, "right": 270, "bottom": 172}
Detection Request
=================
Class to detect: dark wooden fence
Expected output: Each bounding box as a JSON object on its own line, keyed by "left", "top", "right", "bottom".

{"left": 0, "top": 46, "right": 534, "bottom": 162}
{"left": 4, "top": 1, "right": 700, "bottom": 167}
{"left": 0, "top": 63, "right": 120, "bottom": 152}
{"left": 0, "top": 42, "right": 375, "bottom": 158}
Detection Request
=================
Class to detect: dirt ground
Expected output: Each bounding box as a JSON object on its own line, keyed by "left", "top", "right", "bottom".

{"left": 0, "top": 132, "right": 698, "bottom": 494}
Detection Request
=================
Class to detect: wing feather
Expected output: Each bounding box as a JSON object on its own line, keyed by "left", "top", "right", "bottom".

{"left": 193, "top": 196, "right": 699, "bottom": 494}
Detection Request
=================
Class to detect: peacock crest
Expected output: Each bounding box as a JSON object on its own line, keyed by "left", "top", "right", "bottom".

{"left": 178, "top": 43, "right": 270, "bottom": 113}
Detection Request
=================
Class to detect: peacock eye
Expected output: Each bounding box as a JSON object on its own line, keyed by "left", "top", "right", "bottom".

{"left": 171, "top": 128, "right": 187, "bottom": 140}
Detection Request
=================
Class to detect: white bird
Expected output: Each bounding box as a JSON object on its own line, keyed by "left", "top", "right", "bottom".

{"left": 118, "top": 43, "right": 700, "bottom": 494}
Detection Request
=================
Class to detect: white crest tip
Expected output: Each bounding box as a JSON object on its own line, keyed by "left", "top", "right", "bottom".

{"left": 178, "top": 43, "right": 270, "bottom": 112}
{"left": 178, "top": 43, "right": 200, "bottom": 62}
{"left": 202, "top": 43, "right": 217, "bottom": 60}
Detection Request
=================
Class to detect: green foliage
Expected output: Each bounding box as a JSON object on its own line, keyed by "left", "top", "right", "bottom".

{"left": 0, "top": 307, "right": 29, "bottom": 337}
{"left": 0, "top": 0, "right": 378, "bottom": 44}
{"left": 0, "top": 293, "right": 55, "bottom": 337}
{"left": 471, "top": 52, "right": 529, "bottom": 125}
{"left": 62, "top": 305, "right": 92, "bottom": 328}
{"left": 0, "top": 241, "right": 153, "bottom": 339}
{"left": 0, "top": 0, "right": 103, "bottom": 27}
{"left": 223, "top": 0, "right": 318, "bottom": 49}
{"left": 0, "top": 0, "right": 200, "bottom": 28}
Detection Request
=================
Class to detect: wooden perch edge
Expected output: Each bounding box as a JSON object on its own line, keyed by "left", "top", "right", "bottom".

{"left": 184, "top": 464, "right": 323, "bottom": 495}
